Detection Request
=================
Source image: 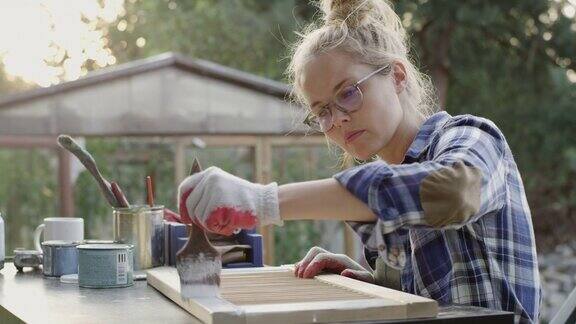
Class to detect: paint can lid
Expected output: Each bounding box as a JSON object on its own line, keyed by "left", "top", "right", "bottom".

{"left": 42, "top": 240, "right": 80, "bottom": 247}
{"left": 60, "top": 273, "right": 79, "bottom": 284}
{"left": 77, "top": 243, "right": 133, "bottom": 250}
{"left": 81, "top": 240, "right": 115, "bottom": 244}
{"left": 13, "top": 249, "right": 42, "bottom": 256}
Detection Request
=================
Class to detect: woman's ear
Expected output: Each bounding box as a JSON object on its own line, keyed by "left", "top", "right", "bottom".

{"left": 392, "top": 62, "right": 407, "bottom": 94}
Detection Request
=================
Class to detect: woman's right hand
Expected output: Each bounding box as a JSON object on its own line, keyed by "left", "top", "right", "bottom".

{"left": 294, "top": 246, "right": 374, "bottom": 283}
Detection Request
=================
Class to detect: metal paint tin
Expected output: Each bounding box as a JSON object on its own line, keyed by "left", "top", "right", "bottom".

{"left": 113, "top": 205, "right": 164, "bottom": 271}
{"left": 42, "top": 240, "right": 79, "bottom": 277}
{"left": 77, "top": 243, "right": 134, "bottom": 288}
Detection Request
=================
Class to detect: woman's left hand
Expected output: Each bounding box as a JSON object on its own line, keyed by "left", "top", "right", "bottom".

{"left": 294, "top": 246, "right": 374, "bottom": 282}
{"left": 178, "top": 166, "right": 283, "bottom": 235}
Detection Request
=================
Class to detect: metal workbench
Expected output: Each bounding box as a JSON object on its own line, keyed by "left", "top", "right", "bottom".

{"left": 0, "top": 263, "right": 514, "bottom": 323}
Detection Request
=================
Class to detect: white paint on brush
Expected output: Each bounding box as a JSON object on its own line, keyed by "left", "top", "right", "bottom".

{"left": 180, "top": 284, "right": 221, "bottom": 300}
{"left": 177, "top": 253, "right": 221, "bottom": 299}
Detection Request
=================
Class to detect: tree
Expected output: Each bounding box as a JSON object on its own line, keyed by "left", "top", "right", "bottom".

{"left": 104, "top": 0, "right": 576, "bottom": 251}
{"left": 0, "top": 0, "right": 574, "bottom": 254}
{"left": 107, "top": 0, "right": 304, "bottom": 80}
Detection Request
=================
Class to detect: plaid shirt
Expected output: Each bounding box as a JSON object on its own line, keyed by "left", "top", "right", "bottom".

{"left": 335, "top": 112, "right": 540, "bottom": 323}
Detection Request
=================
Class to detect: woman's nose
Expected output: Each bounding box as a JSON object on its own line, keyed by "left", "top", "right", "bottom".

{"left": 332, "top": 107, "right": 351, "bottom": 128}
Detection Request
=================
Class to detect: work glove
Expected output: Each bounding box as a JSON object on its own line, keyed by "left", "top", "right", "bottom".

{"left": 163, "top": 208, "right": 182, "bottom": 223}
{"left": 294, "top": 246, "right": 374, "bottom": 283}
{"left": 178, "top": 166, "right": 282, "bottom": 235}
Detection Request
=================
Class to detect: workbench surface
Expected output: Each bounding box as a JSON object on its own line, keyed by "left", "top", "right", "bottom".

{"left": 0, "top": 263, "right": 514, "bottom": 324}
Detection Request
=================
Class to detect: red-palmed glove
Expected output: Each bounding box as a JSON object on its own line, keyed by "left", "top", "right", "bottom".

{"left": 178, "top": 166, "right": 283, "bottom": 235}
{"left": 294, "top": 246, "right": 374, "bottom": 283}
{"left": 163, "top": 208, "right": 182, "bottom": 223}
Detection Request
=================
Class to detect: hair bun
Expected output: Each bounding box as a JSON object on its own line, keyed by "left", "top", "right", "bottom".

{"left": 321, "top": 0, "right": 373, "bottom": 28}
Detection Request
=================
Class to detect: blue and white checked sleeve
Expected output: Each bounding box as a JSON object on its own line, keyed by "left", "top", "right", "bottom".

{"left": 334, "top": 119, "right": 508, "bottom": 268}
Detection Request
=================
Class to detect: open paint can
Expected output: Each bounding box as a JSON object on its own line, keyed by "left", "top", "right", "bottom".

{"left": 77, "top": 243, "right": 134, "bottom": 288}
{"left": 113, "top": 205, "right": 164, "bottom": 270}
{"left": 42, "top": 240, "right": 79, "bottom": 277}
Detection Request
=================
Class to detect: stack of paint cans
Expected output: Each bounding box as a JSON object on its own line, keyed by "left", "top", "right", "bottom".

{"left": 40, "top": 239, "right": 135, "bottom": 289}
{"left": 42, "top": 241, "right": 80, "bottom": 277}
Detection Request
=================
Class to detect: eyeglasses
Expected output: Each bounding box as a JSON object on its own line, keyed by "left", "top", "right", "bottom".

{"left": 303, "top": 65, "right": 391, "bottom": 132}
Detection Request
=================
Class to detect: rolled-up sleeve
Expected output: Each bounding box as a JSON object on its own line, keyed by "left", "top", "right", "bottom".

{"left": 335, "top": 122, "right": 507, "bottom": 268}
{"left": 348, "top": 221, "right": 410, "bottom": 270}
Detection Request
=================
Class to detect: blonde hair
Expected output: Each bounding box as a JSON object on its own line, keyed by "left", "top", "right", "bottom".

{"left": 287, "top": 0, "right": 438, "bottom": 165}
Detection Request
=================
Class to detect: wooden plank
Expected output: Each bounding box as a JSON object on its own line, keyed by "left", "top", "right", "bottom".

{"left": 254, "top": 137, "right": 274, "bottom": 266}
{"left": 343, "top": 158, "right": 357, "bottom": 260}
{"left": 0, "top": 135, "right": 58, "bottom": 148}
{"left": 316, "top": 274, "right": 438, "bottom": 319}
{"left": 201, "top": 136, "right": 259, "bottom": 147}
{"left": 174, "top": 138, "right": 187, "bottom": 187}
{"left": 147, "top": 266, "right": 438, "bottom": 323}
{"left": 193, "top": 135, "right": 326, "bottom": 147}
{"left": 147, "top": 267, "right": 244, "bottom": 324}
{"left": 242, "top": 299, "right": 405, "bottom": 324}
{"left": 57, "top": 147, "right": 74, "bottom": 217}
{"left": 268, "top": 135, "right": 326, "bottom": 146}
{"left": 343, "top": 223, "right": 357, "bottom": 260}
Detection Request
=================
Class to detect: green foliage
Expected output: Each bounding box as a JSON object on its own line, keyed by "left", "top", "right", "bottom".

{"left": 0, "top": 63, "right": 32, "bottom": 95}
{"left": 103, "top": 0, "right": 576, "bottom": 252}
{"left": 108, "top": 0, "right": 305, "bottom": 80}
{"left": 272, "top": 146, "right": 342, "bottom": 264}
{"left": 0, "top": 0, "right": 575, "bottom": 257}
{"left": 75, "top": 138, "right": 177, "bottom": 240}
{"left": 0, "top": 149, "right": 58, "bottom": 252}
{"left": 394, "top": 1, "right": 576, "bottom": 249}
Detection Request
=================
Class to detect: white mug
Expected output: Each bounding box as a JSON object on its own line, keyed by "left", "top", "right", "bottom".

{"left": 34, "top": 217, "right": 84, "bottom": 252}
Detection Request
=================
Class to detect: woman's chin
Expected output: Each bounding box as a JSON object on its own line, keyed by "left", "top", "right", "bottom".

{"left": 349, "top": 149, "right": 373, "bottom": 161}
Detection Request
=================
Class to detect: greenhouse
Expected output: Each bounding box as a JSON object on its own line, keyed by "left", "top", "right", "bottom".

{"left": 0, "top": 52, "right": 357, "bottom": 265}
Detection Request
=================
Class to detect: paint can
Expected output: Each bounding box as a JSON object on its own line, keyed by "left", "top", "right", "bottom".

{"left": 77, "top": 243, "right": 134, "bottom": 288}
{"left": 42, "top": 240, "right": 79, "bottom": 277}
{"left": 113, "top": 205, "right": 164, "bottom": 270}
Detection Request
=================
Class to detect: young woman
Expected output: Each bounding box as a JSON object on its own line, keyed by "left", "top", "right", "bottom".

{"left": 178, "top": 0, "right": 540, "bottom": 322}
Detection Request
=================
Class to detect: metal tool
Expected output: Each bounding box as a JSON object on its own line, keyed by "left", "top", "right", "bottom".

{"left": 13, "top": 249, "right": 43, "bottom": 272}
{"left": 176, "top": 158, "right": 222, "bottom": 299}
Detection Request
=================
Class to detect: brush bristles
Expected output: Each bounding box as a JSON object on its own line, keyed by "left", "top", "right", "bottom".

{"left": 177, "top": 254, "right": 222, "bottom": 299}
{"left": 180, "top": 283, "right": 221, "bottom": 300}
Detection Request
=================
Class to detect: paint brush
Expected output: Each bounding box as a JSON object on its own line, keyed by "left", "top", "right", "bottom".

{"left": 57, "top": 135, "right": 120, "bottom": 207}
{"left": 176, "top": 157, "right": 222, "bottom": 300}
{"left": 110, "top": 181, "right": 130, "bottom": 208}
{"left": 145, "top": 176, "right": 154, "bottom": 207}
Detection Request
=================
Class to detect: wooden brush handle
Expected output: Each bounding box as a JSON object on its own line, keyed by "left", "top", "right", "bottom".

{"left": 111, "top": 182, "right": 130, "bottom": 208}
{"left": 57, "top": 135, "right": 119, "bottom": 207}
{"left": 186, "top": 221, "right": 219, "bottom": 257}
{"left": 177, "top": 157, "right": 220, "bottom": 257}
{"left": 146, "top": 176, "right": 154, "bottom": 207}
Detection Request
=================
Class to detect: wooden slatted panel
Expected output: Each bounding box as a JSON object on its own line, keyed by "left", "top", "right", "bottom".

{"left": 221, "top": 271, "right": 373, "bottom": 305}
{"left": 147, "top": 266, "right": 439, "bottom": 323}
